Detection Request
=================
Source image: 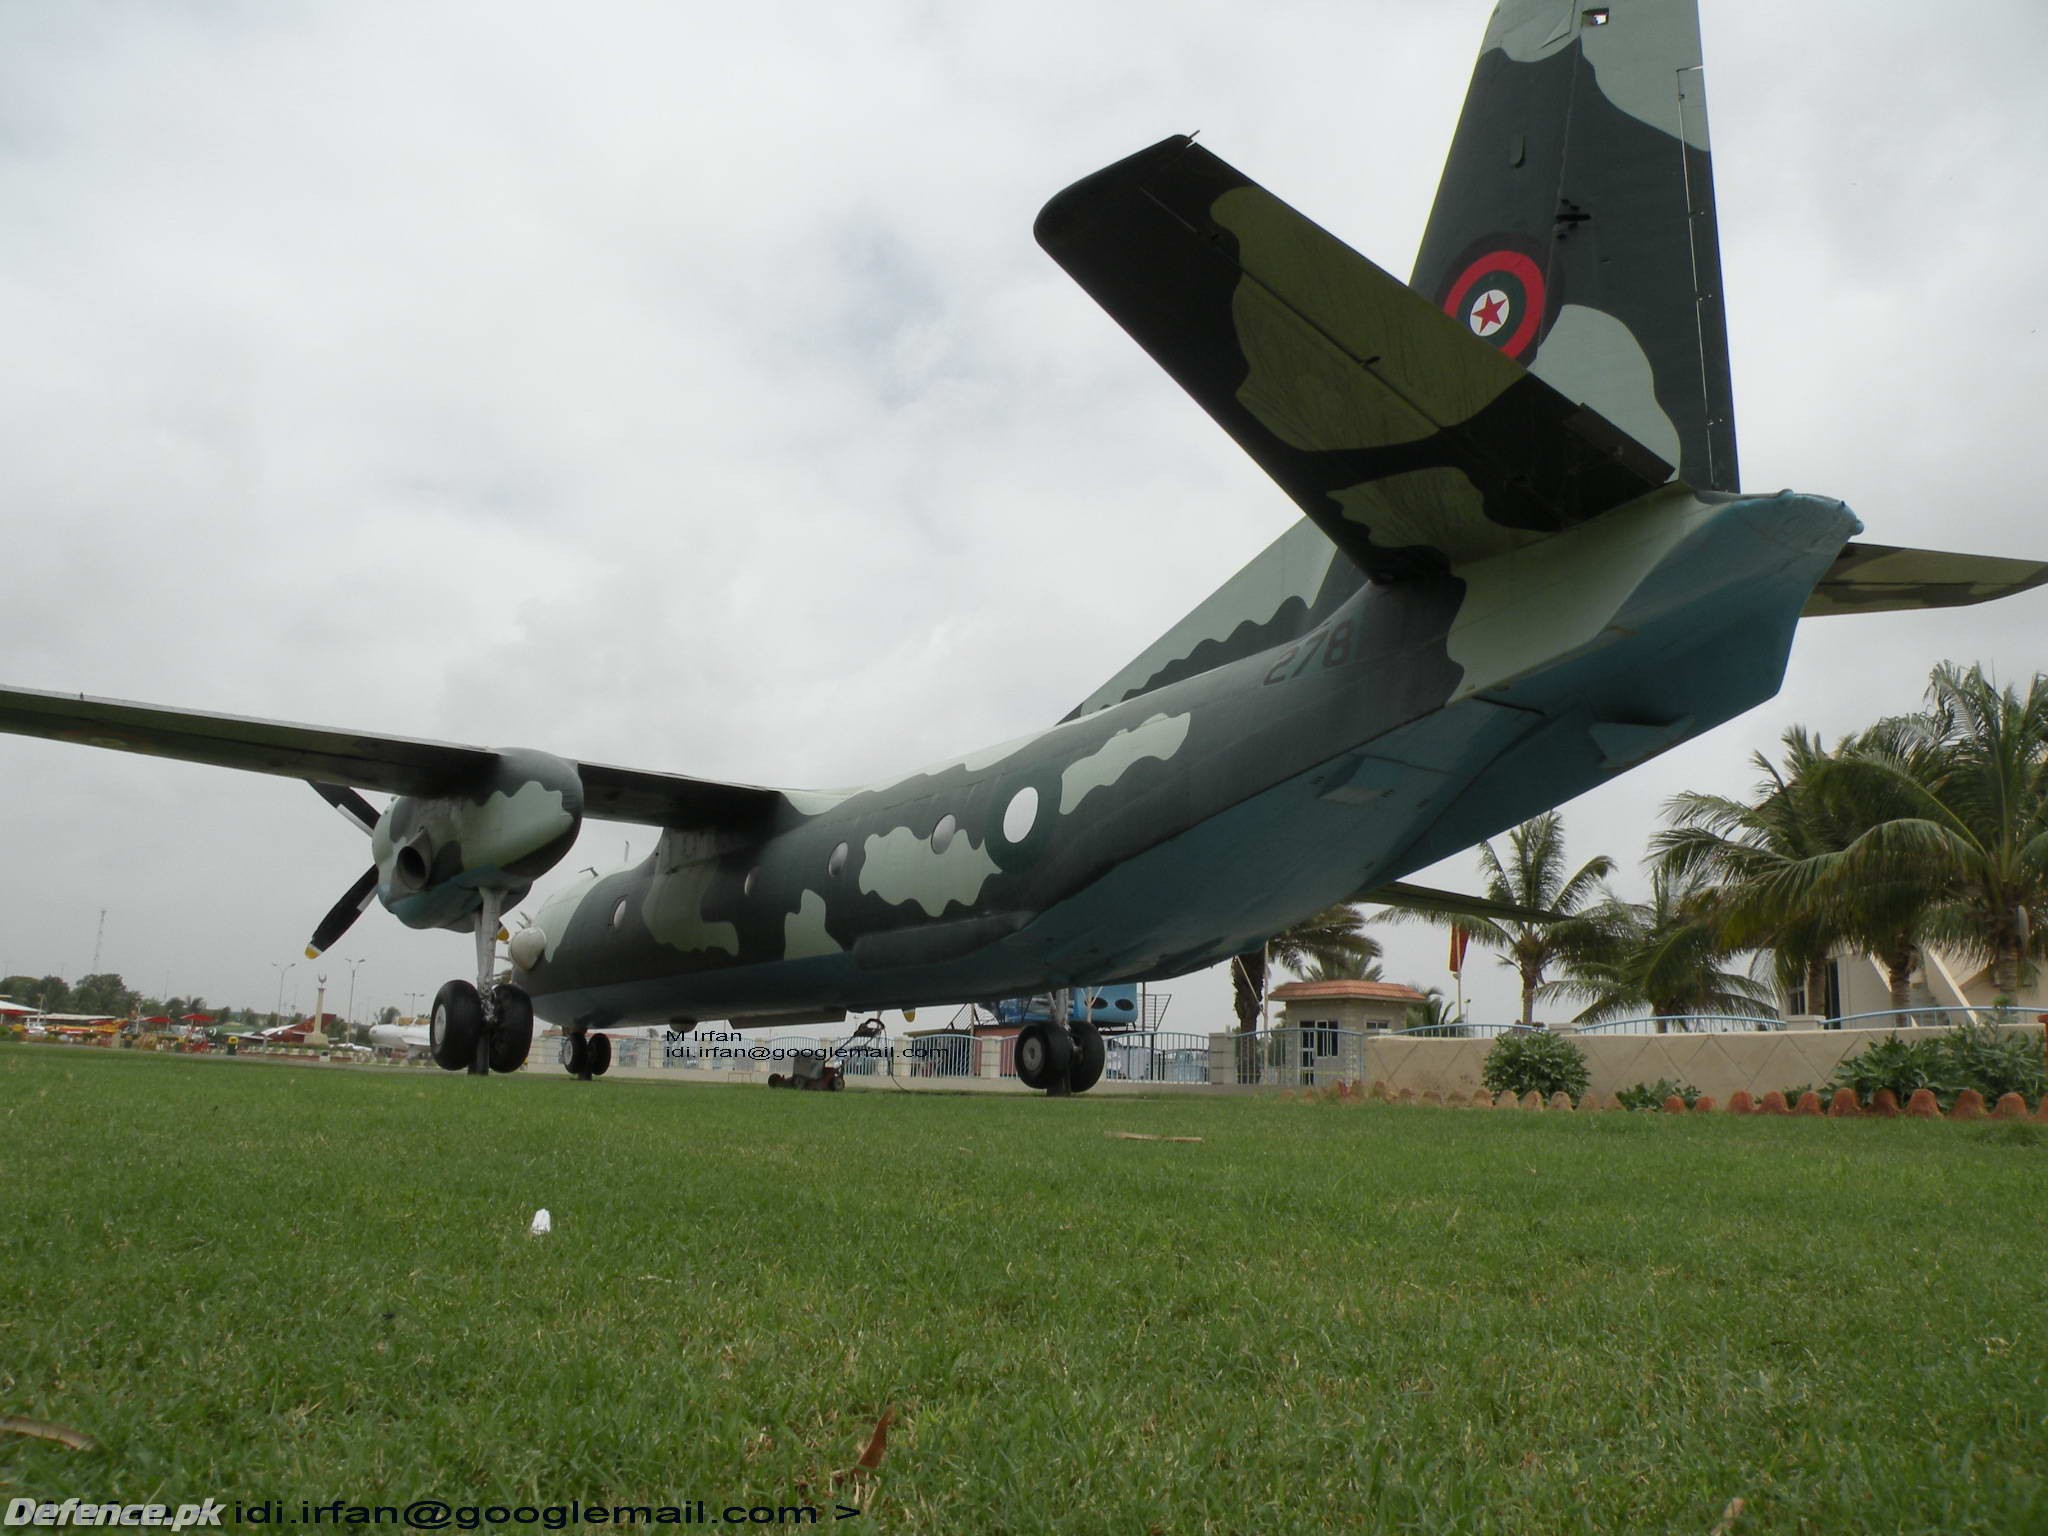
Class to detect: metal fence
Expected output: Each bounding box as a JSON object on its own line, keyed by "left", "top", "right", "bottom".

{"left": 1378, "top": 1021, "right": 1535, "bottom": 1039}
{"left": 1102, "top": 1031, "right": 1212, "bottom": 1084}
{"left": 898, "top": 1031, "right": 979, "bottom": 1078}
{"left": 1821, "top": 1005, "right": 2041, "bottom": 1032}
{"left": 1576, "top": 1005, "right": 2044, "bottom": 1035}
{"left": 1574, "top": 1013, "right": 1784, "bottom": 1036}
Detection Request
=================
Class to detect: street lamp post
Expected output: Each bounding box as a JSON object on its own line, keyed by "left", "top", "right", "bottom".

{"left": 270, "top": 961, "right": 295, "bottom": 1028}
{"left": 341, "top": 958, "right": 366, "bottom": 1042}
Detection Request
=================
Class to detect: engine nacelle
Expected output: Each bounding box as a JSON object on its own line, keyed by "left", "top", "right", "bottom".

{"left": 371, "top": 749, "right": 584, "bottom": 932}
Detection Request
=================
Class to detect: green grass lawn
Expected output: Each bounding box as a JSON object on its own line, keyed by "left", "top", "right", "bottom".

{"left": 2, "top": 1046, "right": 2044, "bottom": 1534}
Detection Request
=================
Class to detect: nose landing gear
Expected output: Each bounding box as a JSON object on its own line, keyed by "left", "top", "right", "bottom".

{"left": 426, "top": 887, "right": 536, "bottom": 1075}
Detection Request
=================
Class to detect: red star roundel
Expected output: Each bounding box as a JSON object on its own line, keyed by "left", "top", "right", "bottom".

{"left": 1441, "top": 248, "right": 1547, "bottom": 360}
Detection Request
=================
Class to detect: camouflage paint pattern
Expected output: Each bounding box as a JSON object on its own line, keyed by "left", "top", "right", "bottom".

{"left": 1416, "top": 0, "right": 1738, "bottom": 492}
{"left": 1033, "top": 135, "right": 1673, "bottom": 585}
{"left": 1051, "top": 0, "right": 1732, "bottom": 731}
{"left": 508, "top": 484, "right": 1857, "bottom": 1028}
{"left": 369, "top": 748, "right": 584, "bottom": 933}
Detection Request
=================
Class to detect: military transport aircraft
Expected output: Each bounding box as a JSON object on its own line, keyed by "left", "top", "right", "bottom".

{"left": 4, "top": 0, "right": 2044, "bottom": 1093}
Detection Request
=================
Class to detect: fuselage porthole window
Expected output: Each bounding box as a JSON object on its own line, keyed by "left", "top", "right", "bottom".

{"left": 1002, "top": 786, "right": 1039, "bottom": 845}
{"left": 828, "top": 842, "right": 849, "bottom": 879}
{"left": 931, "top": 813, "right": 957, "bottom": 854}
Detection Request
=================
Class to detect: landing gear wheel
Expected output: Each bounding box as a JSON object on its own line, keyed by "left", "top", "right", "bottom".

{"left": 429, "top": 981, "right": 482, "bottom": 1071}
{"left": 488, "top": 985, "right": 534, "bottom": 1074}
{"left": 559, "top": 1032, "right": 589, "bottom": 1076}
{"left": 586, "top": 1032, "right": 613, "bottom": 1077}
{"left": 1014, "top": 1020, "right": 1073, "bottom": 1092}
{"left": 1067, "top": 1022, "right": 1105, "bottom": 1094}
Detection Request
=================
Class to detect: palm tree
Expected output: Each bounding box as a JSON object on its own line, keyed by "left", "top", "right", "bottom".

{"left": 1654, "top": 726, "right": 1939, "bottom": 1019}
{"left": 1403, "top": 986, "right": 1461, "bottom": 1032}
{"left": 1656, "top": 728, "right": 1842, "bottom": 1009}
{"left": 1560, "top": 867, "right": 1779, "bottom": 1027}
{"left": 1800, "top": 662, "right": 2048, "bottom": 999}
{"left": 1230, "top": 905, "right": 1382, "bottom": 1032}
{"left": 1295, "top": 954, "right": 1385, "bottom": 983}
{"left": 1377, "top": 812, "right": 1615, "bottom": 1024}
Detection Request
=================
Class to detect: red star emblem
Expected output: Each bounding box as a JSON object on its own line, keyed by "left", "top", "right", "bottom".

{"left": 1470, "top": 290, "right": 1508, "bottom": 335}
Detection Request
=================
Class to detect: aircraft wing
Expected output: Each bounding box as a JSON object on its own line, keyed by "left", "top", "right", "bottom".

{"left": 1355, "top": 879, "right": 1558, "bottom": 925}
{"left": 0, "top": 685, "right": 785, "bottom": 828}
{"left": 1035, "top": 136, "right": 1675, "bottom": 581}
{"left": 1800, "top": 542, "right": 2048, "bottom": 617}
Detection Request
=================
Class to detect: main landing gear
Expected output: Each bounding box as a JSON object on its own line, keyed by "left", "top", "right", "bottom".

{"left": 427, "top": 887, "right": 537, "bottom": 1076}
{"left": 1013, "top": 989, "right": 1105, "bottom": 1096}
{"left": 557, "top": 1026, "right": 611, "bottom": 1082}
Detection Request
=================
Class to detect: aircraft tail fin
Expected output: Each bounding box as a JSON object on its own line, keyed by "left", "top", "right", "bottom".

{"left": 1413, "top": 0, "right": 1737, "bottom": 492}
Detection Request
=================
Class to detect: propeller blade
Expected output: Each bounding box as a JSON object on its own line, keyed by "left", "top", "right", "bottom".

{"left": 306, "top": 865, "right": 380, "bottom": 958}
{"left": 308, "top": 780, "right": 381, "bottom": 837}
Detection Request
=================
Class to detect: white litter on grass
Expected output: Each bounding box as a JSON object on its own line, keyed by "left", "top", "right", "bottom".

{"left": 529, "top": 1208, "right": 552, "bottom": 1236}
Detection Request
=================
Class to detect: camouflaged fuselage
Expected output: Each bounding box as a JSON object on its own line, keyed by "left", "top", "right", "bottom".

{"left": 518, "top": 486, "right": 1860, "bottom": 1030}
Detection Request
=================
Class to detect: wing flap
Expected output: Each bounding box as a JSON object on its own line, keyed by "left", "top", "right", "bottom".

{"left": 1801, "top": 543, "right": 2048, "bottom": 617}
{"left": 1035, "top": 136, "right": 1674, "bottom": 580}
{"left": 0, "top": 685, "right": 785, "bottom": 829}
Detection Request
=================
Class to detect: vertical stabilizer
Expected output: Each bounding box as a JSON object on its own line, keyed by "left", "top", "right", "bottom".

{"left": 1413, "top": 0, "right": 1738, "bottom": 491}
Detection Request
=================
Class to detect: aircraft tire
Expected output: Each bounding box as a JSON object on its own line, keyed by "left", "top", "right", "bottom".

{"left": 429, "top": 981, "right": 482, "bottom": 1072}
{"left": 488, "top": 985, "right": 535, "bottom": 1073}
{"left": 1014, "top": 1020, "right": 1072, "bottom": 1091}
{"left": 587, "top": 1032, "right": 613, "bottom": 1077}
{"left": 1067, "top": 1022, "right": 1106, "bottom": 1094}
{"left": 559, "top": 1032, "right": 588, "bottom": 1075}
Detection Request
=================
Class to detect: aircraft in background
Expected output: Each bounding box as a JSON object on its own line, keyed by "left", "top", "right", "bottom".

{"left": 4, "top": 0, "right": 2043, "bottom": 1093}
{"left": 367, "top": 1019, "right": 432, "bottom": 1056}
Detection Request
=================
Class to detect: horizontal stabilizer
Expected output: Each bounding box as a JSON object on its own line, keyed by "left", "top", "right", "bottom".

{"left": 1354, "top": 879, "right": 1557, "bottom": 925}
{"left": 1036, "top": 136, "right": 1675, "bottom": 580}
{"left": 0, "top": 685, "right": 785, "bottom": 829}
{"left": 1801, "top": 543, "right": 2048, "bottom": 617}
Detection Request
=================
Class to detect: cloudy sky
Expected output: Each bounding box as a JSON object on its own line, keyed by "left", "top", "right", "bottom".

{"left": 3, "top": 1, "right": 2045, "bottom": 1034}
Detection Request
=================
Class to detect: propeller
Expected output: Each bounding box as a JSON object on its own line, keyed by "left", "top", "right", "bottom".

{"left": 305, "top": 780, "right": 384, "bottom": 959}
{"left": 310, "top": 780, "right": 382, "bottom": 837}
{"left": 307, "top": 865, "right": 379, "bottom": 959}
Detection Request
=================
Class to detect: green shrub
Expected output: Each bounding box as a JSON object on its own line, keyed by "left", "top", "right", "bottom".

{"left": 1828, "top": 1022, "right": 2046, "bottom": 1110}
{"left": 1828, "top": 1034, "right": 1959, "bottom": 1107}
{"left": 1482, "top": 1030, "right": 1590, "bottom": 1102}
{"left": 1614, "top": 1078, "right": 1701, "bottom": 1112}
{"left": 1937, "top": 1021, "right": 2046, "bottom": 1104}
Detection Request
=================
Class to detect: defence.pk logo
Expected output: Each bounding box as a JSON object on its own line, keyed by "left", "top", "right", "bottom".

{"left": 5, "top": 1499, "right": 223, "bottom": 1529}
